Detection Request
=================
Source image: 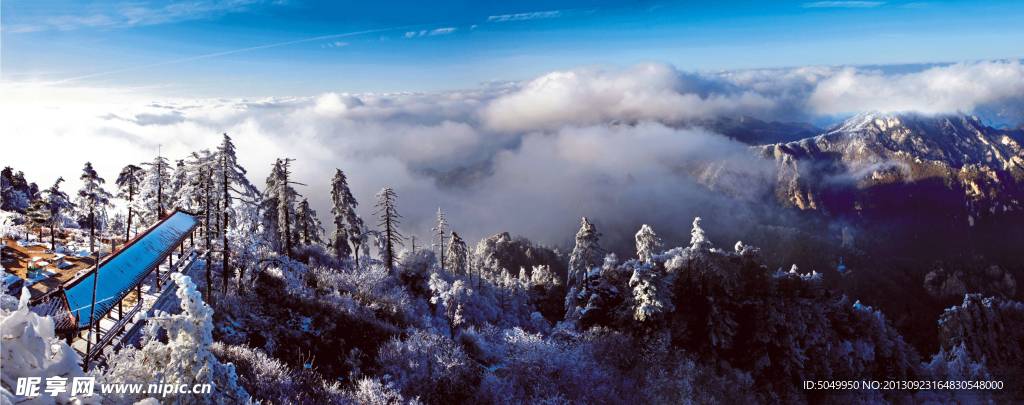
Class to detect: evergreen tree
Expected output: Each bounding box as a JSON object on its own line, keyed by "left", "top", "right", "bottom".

{"left": 115, "top": 164, "right": 143, "bottom": 241}
{"left": 629, "top": 260, "right": 674, "bottom": 325}
{"left": 446, "top": 231, "right": 469, "bottom": 277}
{"left": 42, "top": 177, "right": 73, "bottom": 249}
{"left": 690, "top": 217, "right": 711, "bottom": 250}
{"left": 635, "top": 224, "right": 662, "bottom": 263}
{"left": 262, "top": 159, "right": 301, "bottom": 257}
{"left": 374, "top": 188, "right": 404, "bottom": 274}
{"left": 76, "top": 162, "right": 113, "bottom": 252}
{"left": 431, "top": 208, "right": 448, "bottom": 272}
{"left": 25, "top": 199, "right": 50, "bottom": 242}
{"left": 294, "top": 198, "right": 324, "bottom": 246}
{"left": 261, "top": 160, "right": 284, "bottom": 251}
{"left": 174, "top": 151, "right": 215, "bottom": 212}
{"left": 329, "top": 169, "right": 365, "bottom": 264}
{"left": 169, "top": 159, "right": 188, "bottom": 202}
{"left": 215, "top": 134, "right": 260, "bottom": 294}
{"left": 139, "top": 154, "right": 171, "bottom": 223}
{"left": 1, "top": 167, "right": 38, "bottom": 213}
{"left": 565, "top": 217, "right": 604, "bottom": 319}
{"left": 109, "top": 212, "right": 127, "bottom": 243}
{"left": 568, "top": 217, "right": 604, "bottom": 290}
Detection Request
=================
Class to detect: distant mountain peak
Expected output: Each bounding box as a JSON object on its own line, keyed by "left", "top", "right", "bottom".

{"left": 831, "top": 111, "right": 979, "bottom": 135}
{"left": 756, "top": 111, "right": 1024, "bottom": 217}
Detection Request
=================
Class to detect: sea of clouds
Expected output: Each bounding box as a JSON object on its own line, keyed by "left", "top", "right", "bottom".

{"left": 3, "top": 60, "right": 1023, "bottom": 252}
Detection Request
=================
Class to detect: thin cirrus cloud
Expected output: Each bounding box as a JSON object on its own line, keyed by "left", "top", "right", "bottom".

{"left": 3, "top": 0, "right": 272, "bottom": 33}
{"left": 404, "top": 28, "right": 457, "bottom": 38}
{"left": 802, "top": 1, "right": 886, "bottom": 8}
{"left": 486, "top": 10, "right": 563, "bottom": 22}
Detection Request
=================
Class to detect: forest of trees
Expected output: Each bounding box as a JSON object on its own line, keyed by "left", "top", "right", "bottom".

{"left": 2, "top": 133, "right": 1023, "bottom": 404}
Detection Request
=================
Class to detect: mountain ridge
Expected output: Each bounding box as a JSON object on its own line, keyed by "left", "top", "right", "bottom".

{"left": 757, "top": 111, "right": 1024, "bottom": 218}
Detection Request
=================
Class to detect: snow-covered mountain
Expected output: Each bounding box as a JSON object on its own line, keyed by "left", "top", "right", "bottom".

{"left": 759, "top": 112, "right": 1024, "bottom": 219}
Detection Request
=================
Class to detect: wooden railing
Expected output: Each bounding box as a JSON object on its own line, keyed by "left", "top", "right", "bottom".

{"left": 87, "top": 299, "right": 143, "bottom": 361}
{"left": 160, "top": 246, "right": 196, "bottom": 285}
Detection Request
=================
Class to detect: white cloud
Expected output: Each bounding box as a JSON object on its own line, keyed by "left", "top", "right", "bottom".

{"left": 3, "top": 59, "right": 1023, "bottom": 250}
{"left": 481, "top": 63, "right": 777, "bottom": 132}
{"left": 405, "top": 28, "right": 454, "bottom": 38}
{"left": 487, "top": 10, "right": 562, "bottom": 23}
{"left": 807, "top": 61, "right": 1024, "bottom": 115}
{"left": 429, "top": 28, "right": 456, "bottom": 36}
{"left": 803, "top": 1, "right": 885, "bottom": 7}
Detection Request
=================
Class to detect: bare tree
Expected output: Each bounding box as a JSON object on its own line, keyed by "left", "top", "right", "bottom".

{"left": 374, "top": 188, "right": 404, "bottom": 275}
{"left": 431, "top": 208, "right": 448, "bottom": 272}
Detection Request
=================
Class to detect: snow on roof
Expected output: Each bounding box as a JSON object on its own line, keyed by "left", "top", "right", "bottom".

{"left": 32, "top": 209, "right": 199, "bottom": 331}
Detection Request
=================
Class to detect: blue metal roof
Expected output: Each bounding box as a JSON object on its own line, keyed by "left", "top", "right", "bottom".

{"left": 63, "top": 210, "right": 198, "bottom": 328}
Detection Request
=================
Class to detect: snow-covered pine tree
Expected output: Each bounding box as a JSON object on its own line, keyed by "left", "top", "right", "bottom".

{"left": 139, "top": 154, "right": 172, "bottom": 223}
{"left": 169, "top": 159, "right": 187, "bottom": 202}
{"left": 215, "top": 134, "right": 260, "bottom": 294}
{"left": 0, "top": 167, "right": 37, "bottom": 213}
{"left": 109, "top": 212, "right": 126, "bottom": 243}
{"left": 329, "top": 169, "right": 366, "bottom": 264}
{"left": 168, "top": 150, "right": 220, "bottom": 300}
{"left": 294, "top": 198, "right": 324, "bottom": 247}
{"left": 629, "top": 260, "right": 674, "bottom": 325}
{"left": 635, "top": 224, "right": 662, "bottom": 263}
{"left": 115, "top": 164, "right": 143, "bottom": 241}
{"left": 76, "top": 162, "right": 113, "bottom": 252}
{"left": 565, "top": 217, "right": 605, "bottom": 318}
{"left": 43, "top": 177, "right": 73, "bottom": 249}
{"left": 261, "top": 159, "right": 285, "bottom": 253}
{"left": 262, "top": 158, "right": 302, "bottom": 257}
{"left": 25, "top": 199, "right": 50, "bottom": 242}
{"left": 431, "top": 208, "right": 448, "bottom": 272}
{"left": 446, "top": 231, "right": 469, "bottom": 277}
{"left": 174, "top": 151, "right": 213, "bottom": 212}
{"left": 690, "top": 217, "right": 711, "bottom": 250}
{"left": 374, "top": 188, "right": 404, "bottom": 275}
{"left": 355, "top": 223, "right": 372, "bottom": 263}
{"left": 568, "top": 217, "right": 604, "bottom": 290}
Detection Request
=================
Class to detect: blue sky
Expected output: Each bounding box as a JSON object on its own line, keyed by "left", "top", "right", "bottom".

{"left": 3, "top": 0, "right": 1023, "bottom": 97}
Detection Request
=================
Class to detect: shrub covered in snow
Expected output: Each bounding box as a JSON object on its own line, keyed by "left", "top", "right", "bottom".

{"left": 101, "top": 274, "right": 249, "bottom": 404}
{"left": 376, "top": 330, "right": 477, "bottom": 404}
{"left": 1, "top": 289, "right": 100, "bottom": 405}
